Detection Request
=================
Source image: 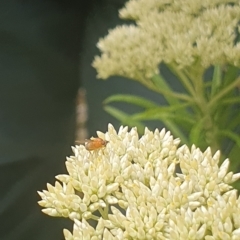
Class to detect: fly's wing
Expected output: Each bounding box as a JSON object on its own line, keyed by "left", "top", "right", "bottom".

{"left": 75, "top": 139, "right": 88, "bottom": 145}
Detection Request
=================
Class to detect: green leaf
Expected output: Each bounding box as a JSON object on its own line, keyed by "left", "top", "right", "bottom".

{"left": 130, "top": 105, "right": 194, "bottom": 124}
{"left": 151, "top": 74, "right": 193, "bottom": 103}
{"left": 151, "top": 74, "right": 179, "bottom": 105}
{"left": 211, "top": 65, "right": 222, "bottom": 97}
{"left": 228, "top": 143, "right": 240, "bottom": 172}
{"left": 189, "top": 118, "right": 205, "bottom": 146}
{"left": 104, "top": 105, "right": 145, "bottom": 132}
{"left": 209, "top": 76, "right": 240, "bottom": 109}
{"left": 104, "top": 94, "right": 158, "bottom": 109}
{"left": 104, "top": 105, "right": 191, "bottom": 143}
{"left": 167, "top": 63, "right": 197, "bottom": 98}
{"left": 221, "top": 96, "right": 240, "bottom": 105}
{"left": 223, "top": 65, "right": 239, "bottom": 86}
{"left": 218, "top": 130, "right": 240, "bottom": 149}
{"left": 162, "top": 119, "right": 189, "bottom": 144}
{"left": 226, "top": 113, "right": 240, "bottom": 131}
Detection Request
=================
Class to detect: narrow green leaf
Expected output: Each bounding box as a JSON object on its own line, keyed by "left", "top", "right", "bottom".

{"left": 131, "top": 110, "right": 194, "bottom": 125}
{"left": 104, "top": 94, "right": 158, "bottom": 109}
{"left": 223, "top": 65, "right": 239, "bottom": 86}
{"left": 226, "top": 112, "right": 240, "bottom": 131}
{"left": 167, "top": 63, "right": 197, "bottom": 98}
{"left": 130, "top": 105, "right": 194, "bottom": 124}
{"left": 218, "top": 130, "right": 240, "bottom": 149}
{"left": 211, "top": 65, "right": 222, "bottom": 97}
{"left": 221, "top": 96, "right": 240, "bottom": 105}
{"left": 228, "top": 144, "right": 240, "bottom": 172}
{"left": 104, "top": 105, "right": 145, "bottom": 132}
{"left": 189, "top": 118, "right": 205, "bottom": 146}
{"left": 162, "top": 119, "right": 189, "bottom": 144}
{"left": 209, "top": 76, "right": 240, "bottom": 109}
{"left": 151, "top": 74, "right": 179, "bottom": 105}
{"left": 104, "top": 105, "right": 191, "bottom": 142}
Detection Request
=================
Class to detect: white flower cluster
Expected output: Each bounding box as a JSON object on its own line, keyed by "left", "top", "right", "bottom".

{"left": 38, "top": 124, "right": 240, "bottom": 239}
{"left": 93, "top": 0, "right": 240, "bottom": 81}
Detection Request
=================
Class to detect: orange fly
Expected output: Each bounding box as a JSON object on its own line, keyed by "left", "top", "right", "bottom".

{"left": 75, "top": 137, "right": 108, "bottom": 151}
{"left": 84, "top": 137, "right": 108, "bottom": 151}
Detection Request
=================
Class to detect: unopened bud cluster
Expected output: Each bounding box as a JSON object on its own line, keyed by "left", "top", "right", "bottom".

{"left": 93, "top": 0, "right": 240, "bottom": 82}
{"left": 38, "top": 124, "right": 240, "bottom": 239}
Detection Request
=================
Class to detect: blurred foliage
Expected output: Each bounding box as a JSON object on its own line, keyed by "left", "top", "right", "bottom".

{"left": 103, "top": 64, "right": 240, "bottom": 189}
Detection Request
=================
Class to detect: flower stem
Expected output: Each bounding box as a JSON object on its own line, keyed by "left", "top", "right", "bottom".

{"left": 209, "top": 76, "right": 240, "bottom": 109}
{"left": 98, "top": 205, "right": 109, "bottom": 220}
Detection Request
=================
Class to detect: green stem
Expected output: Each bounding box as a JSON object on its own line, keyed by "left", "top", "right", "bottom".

{"left": 209, "top": 76, "right": 240, "bottom": 108}
{"left": 195, "top": 84, "right": 220, "bottom": 152}
{"left": 98, "top": 205, "right": 109, "bottom": 220}
{"left": 171, "top": 64, "right": 220, "bottom": 151}
{"left": 168, "top": 63, "right": 196, "bottom": 98}
{"left": 89, "top": 214, "right": 100, "bottom": 221}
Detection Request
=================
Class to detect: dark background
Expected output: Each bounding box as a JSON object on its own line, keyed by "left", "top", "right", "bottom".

{"left": 0, "top": 0, "right": 175, "bottom": 239}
